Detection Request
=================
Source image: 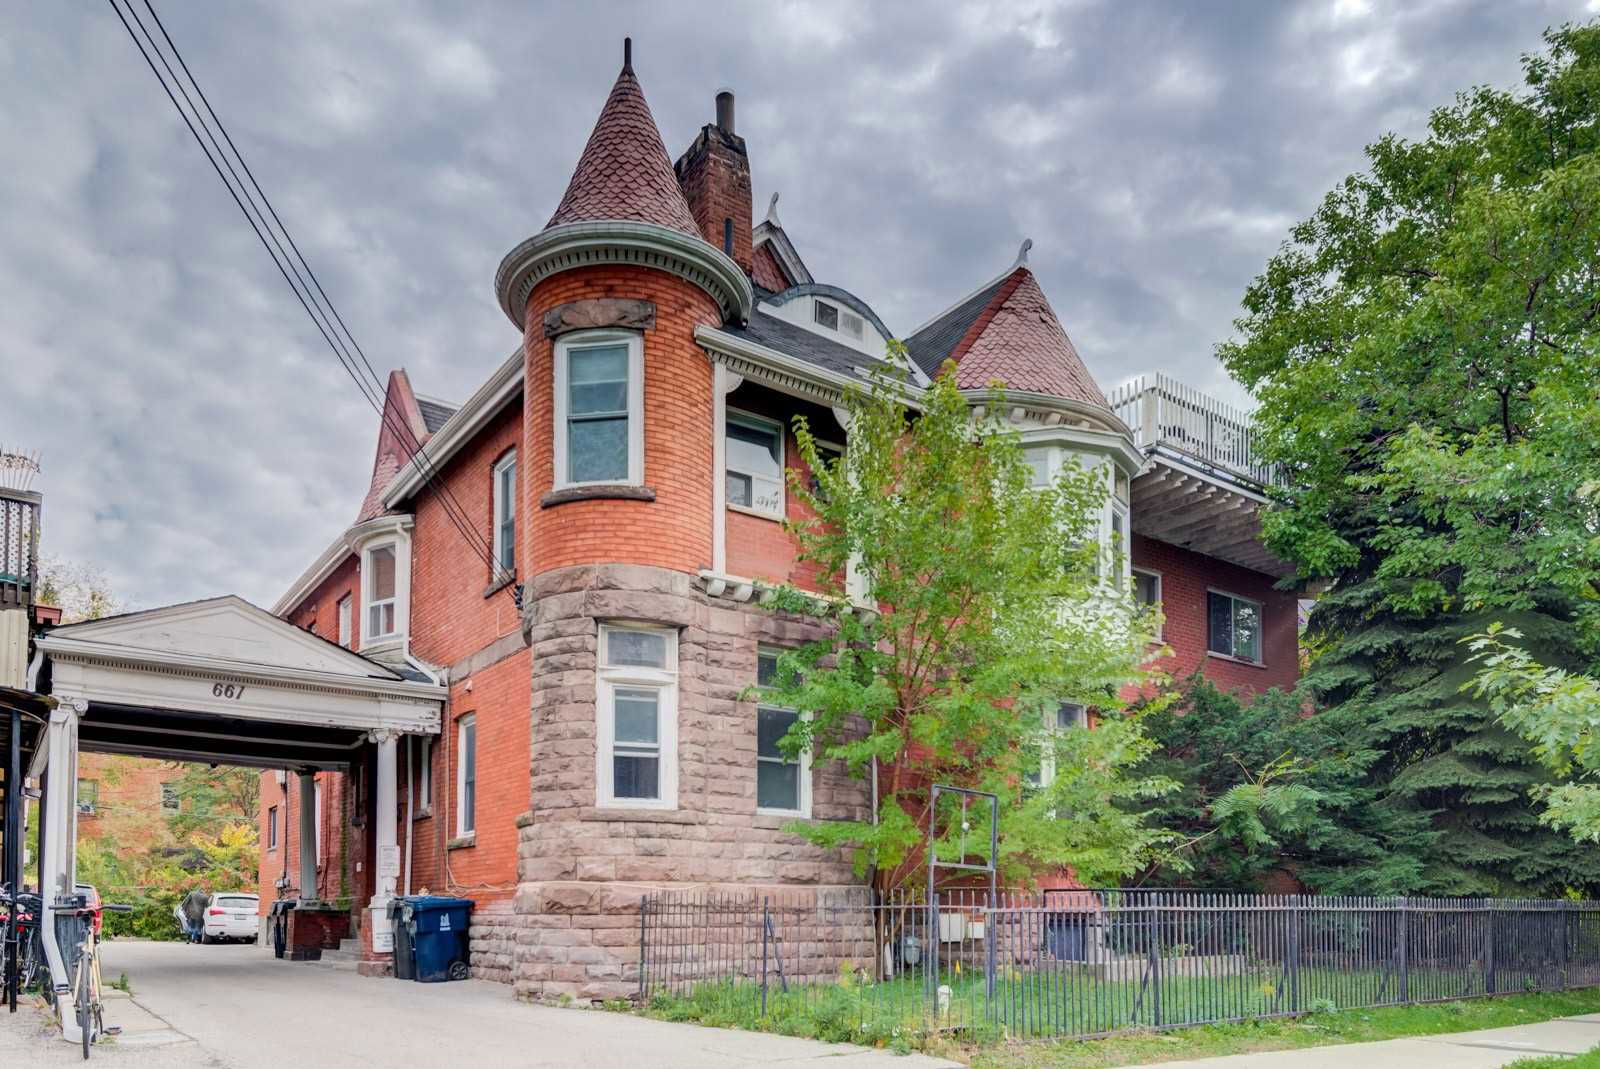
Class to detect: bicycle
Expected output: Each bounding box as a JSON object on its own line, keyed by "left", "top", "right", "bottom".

{"left": 63, "top": 897, "right": 131, "bottom": 1059}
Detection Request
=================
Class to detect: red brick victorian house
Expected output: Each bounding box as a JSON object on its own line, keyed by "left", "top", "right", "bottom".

{"left": 256, "top": 42, "right": 1297, "bottom": 1000}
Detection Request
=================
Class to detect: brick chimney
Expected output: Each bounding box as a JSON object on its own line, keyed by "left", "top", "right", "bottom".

{"left": 675, "top": 89, "right": 753, "bottom": 274}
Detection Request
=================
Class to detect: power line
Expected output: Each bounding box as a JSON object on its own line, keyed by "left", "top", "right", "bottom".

{"left": 106, "top": 0, "right": 509, "bottom": 584}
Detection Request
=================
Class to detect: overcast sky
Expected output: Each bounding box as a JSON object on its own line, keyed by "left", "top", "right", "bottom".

{"left": 3, "top": 1, "right": 1593, "bottom": 611}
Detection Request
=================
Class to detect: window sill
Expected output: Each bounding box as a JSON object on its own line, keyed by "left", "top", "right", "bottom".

{"left": 412, "top": 807, "right": 432, "bottom": 822}
{"left": 447, "top": 834, "right": 475, "bottom": 851}
{"left": 1206, "top": 651, "right": 1266, "bottom": 670}
{"left": 727, "top": 503, "right": 784, "bottom": 523}
{"left": 541, "top": 484, "right": 655, "bottom": 508}
{"left": 482, "top": 571, "right": 517, "bottom": 599}
{"left": 581, "top": 806, "right": 693, "bottom": 824}
{"left": 754, "top": 810, "right": 810, "bottom": 825}
{"left": 362, "top": 636, "right": 404, "bottom": 657}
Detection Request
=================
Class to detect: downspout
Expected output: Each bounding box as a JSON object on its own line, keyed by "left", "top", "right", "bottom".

{"left": 403, "top": 736, "right": 414, "bottom": 897}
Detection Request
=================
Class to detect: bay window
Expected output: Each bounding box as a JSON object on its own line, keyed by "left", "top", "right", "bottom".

{"left": 596, "top": 624, "right": 678, "bottom": 808}
{"left": 555, "top": 331, "right": 643, "bottom": 488}
{"left": 365, "top": 543, "right": 397, "bottom": 639}
{"left": 1207, "top": 590, "right": 1262, "bottom": 663}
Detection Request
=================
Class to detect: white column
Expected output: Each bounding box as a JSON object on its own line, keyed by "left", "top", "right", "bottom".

{"left": 711, "top": 362, "right": 744, "bottom": 575}
{"left": 297, "top": 771, "right": 317, "bottom": 902}
{"left": 37, "top": 701, "right": 81, "bottom": 1043}
{"left": 367, "top": 730, "right": 400, "bottom": 954}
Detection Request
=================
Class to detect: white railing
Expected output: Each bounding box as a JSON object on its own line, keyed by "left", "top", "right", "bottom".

{"left": 1108, "top": 373, "right": 1277, "bottom": 487}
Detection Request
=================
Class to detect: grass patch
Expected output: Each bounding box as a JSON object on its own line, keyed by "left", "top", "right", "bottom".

{"left": 109, "top": 972, "right": 133, "bottom": 994}
{"left": 1505, "top": 1044, "right": 1600, "bottom": 1069}
{"left": 971, "top": 988, "right": 1600, "bottom": 1068}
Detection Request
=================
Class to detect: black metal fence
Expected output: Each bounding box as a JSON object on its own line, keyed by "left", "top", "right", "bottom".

{"left": 637, "top": 889, "right": 1600, "bottom": 1042}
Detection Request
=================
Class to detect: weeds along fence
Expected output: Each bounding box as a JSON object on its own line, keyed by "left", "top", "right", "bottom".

{"left": 637, "top": 889, "right": 1600, "bottom": 1042}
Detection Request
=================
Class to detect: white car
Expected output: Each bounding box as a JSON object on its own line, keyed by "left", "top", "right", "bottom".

{"left": 202, "top": 893, "right": 260, "bottom": 944}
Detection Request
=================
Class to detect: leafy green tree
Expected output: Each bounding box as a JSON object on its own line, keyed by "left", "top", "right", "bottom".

{"left": 754, "top": 361, "right": 1178, "bottom": 897}
{"left": 166, "top": 762, "right": 259, "bottom": 840}
{"left": 1219, "top": 24, "right": 1600, "bottom": 896}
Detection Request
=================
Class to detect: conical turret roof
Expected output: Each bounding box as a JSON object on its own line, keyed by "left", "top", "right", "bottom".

{"left": 546, "top": 48, "right": 699, "bottom": 236}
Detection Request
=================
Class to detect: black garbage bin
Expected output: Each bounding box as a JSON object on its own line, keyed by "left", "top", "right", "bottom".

{"left": 388, "top": 898, "right": 416, "bottom": 981}
{"left": 408, "top": 896, "right": 472, "bottom": 982}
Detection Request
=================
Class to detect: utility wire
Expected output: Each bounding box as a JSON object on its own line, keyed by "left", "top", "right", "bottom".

{"left": 107, "top": 0, "right": 508, "bottom": 582}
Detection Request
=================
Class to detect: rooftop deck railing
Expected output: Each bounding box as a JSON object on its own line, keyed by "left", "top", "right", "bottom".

{"left": 1108, "top": 373, "right": 1279, "bottom": 488}
{"left": 0, "top": 489, "right": 40, "bottom": 614}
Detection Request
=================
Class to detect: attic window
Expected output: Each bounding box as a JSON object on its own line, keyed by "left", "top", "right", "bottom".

{"left": 812, "top": 300, "right": 838, "bottom": 331}
{"left": 840, "top": 311, "right": 864, "bottom": 340}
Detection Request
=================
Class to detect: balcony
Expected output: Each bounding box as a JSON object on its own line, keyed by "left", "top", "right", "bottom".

{"left": 0, "top": 449, "right": 42, "bottom": 614}
{"left": 1108, "top": 375, "right": 1289, "bottom": 578}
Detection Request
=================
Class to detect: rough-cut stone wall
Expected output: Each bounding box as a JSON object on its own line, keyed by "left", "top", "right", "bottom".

{"left": 469, "top": 898, "right": 518, "bottom": 983}
{"left": 513, "top": 563, "right": 871, "bottom": 1002}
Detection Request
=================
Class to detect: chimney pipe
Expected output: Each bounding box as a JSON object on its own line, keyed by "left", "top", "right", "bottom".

{"left": 715, "top": 90, "right": 735, "bottom": 135}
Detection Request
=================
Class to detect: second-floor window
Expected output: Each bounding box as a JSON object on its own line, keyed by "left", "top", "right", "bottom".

{"left": 267, "top": 804, "right": 278, "bottom": 849}
{"left": 456, "top": 715, "right": 476, "bottom": 836}
{"left": 336, "top": 594, "right": 352, "bottom": 647}
{"left": 726, "top": 412, "right": 784, "bottom": 518}
{"left": 493, "top": 450, "right": 517, "bottom": 574}
{"left": 1208, "top": 590, "right": 1262, "bottom": 663}
{"left": 365, "top": 543, "right": 397, "bottom": 639}
{"left": 160, "top": 782, "right": 179, "bottom": 812}
{"left": 555, "top": 332, "right": 643, "bottom": 488}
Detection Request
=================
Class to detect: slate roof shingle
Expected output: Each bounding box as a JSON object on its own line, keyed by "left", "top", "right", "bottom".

{"left": 417, "top": 398, "right": 457, "bottom": 434}
{"left": 723, "top": 312, "right": 900, "bottom": 384}
{"left": 545, "top": 64, "right": 700, "bottom": 236}
{"left": 906, "top": 268, "right": 1109, "bottom": 410}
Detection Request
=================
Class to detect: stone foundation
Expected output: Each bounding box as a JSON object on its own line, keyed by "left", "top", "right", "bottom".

{"left": 470, "top": 898, "right": 518, "bottom": 983}
{"left": 511, "top": 564, "right": 871, "bottom": 1002}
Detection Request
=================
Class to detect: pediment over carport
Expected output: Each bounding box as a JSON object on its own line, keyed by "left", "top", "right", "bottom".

{"left": 35, "top": 595, "right": 444, "bottom": 770}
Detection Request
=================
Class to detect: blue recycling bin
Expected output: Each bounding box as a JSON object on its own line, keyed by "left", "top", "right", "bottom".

{"left": 406, "top": 896, "right": 473, "bottom": 982}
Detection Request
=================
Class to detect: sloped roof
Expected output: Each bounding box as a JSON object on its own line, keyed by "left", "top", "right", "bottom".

{"left": 545, "top": 60, "right": 699, "bottom": 235}
{"left": 905, "top": 267, "right": 1108, "bottom": 409}
{"left": 904, "top": 273, "right": 1012, "bottom": 380}
{"left": 416, "top": 397, "right": 457, "bottom": 434}
{"left": 723, "top": 311, "right": 899, "bottom": 383}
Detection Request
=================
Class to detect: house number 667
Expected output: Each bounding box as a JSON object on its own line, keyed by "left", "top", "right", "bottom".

{"left": 212, "top": 683, "right": 245, "bottom": 700}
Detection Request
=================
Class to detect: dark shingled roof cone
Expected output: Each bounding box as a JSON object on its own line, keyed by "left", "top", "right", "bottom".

{"left": 545, "top": 39, "right": 699, "bottom": 236}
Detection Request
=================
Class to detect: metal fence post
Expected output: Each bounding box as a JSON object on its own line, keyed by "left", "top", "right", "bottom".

{"left": 1485, "top": 901, "right": 1496, "bottom": 996}
{"left": 637, "top": 895, "right": 647, "bottom": 1003}
{"left": 1398, "top": 896, "right": 1409, "bottom": 1005}
{"left": 1288, "top": 895, "right": 1301, "bottom": 1014}
{"left": 1150, "top": 892, "right": 1164, "bottom": 1028}
{"left": 1560, "top": 904, "right": 1570, "bottom": 991}
{"left": 760, "top": 898, "right": 769, "bottom": 1017}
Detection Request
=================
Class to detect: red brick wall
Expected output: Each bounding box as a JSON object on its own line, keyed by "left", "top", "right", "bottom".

{"left": 675, "top": 127, "right": 753, "bottom": 274}
{"left": 409, "top": 400, "right": 524, "bottom": 668}
{"left": 1131, "top": 533, "right": 1298, "bottom": 697}
{"left": 406, "top": 653, "right": 528, "bottom": 903}
{"left": 522, "top": 264, "right": 721, "bottom": 575}
{"left": 255, "top": 769, "right": 350, "bottom": 912}
{"left": 76, "top": 755, "right": 181, "bottom": 849}
{"left": 285, "top": 556, "right": 360, "bottom": 648}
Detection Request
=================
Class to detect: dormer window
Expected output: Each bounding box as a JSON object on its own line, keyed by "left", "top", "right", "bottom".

{"left": 812, "top": 299, "right": 838, "bottom": 331}
{"left": 811, "top": 298, "right": 863, "bottom": 340}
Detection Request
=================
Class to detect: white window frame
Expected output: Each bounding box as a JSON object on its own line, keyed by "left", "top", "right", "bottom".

{"left": 595, "top": 624, "right": 679, "bottom": 810}
{"left": 1207, "top": 587, "right": 1264, "bottom": 664}
{"left": 336, "top": 595, "right": 352, "bottom": 648}
{"left": 1132, "top": 567, "right": 1163, "bottom": 636}
{"left": 725, "top": 409, "right": 786, "bottom": 520}
{"left": 267, "top": 804, "right": 278, "bottom": 850}
{"left": 363, "top": 541, "right": 399, "bottom": 641}
{"left": 492, "top": 449, "right": 517, "bottom": 575}
{"left": 456, "top": 715, "right": 476, "bottom": 836}
{"left": 159, "top": 782, "right": 179, "bottom": 813}
{"left": 553, "top": 330, "right": 644, "bottom": 490}
{"left": 415, "top": 736, "right": 433, "bottom": 817}
{"left": 1033, "top": 701, "right": 1087, "bottom": 789}
{"left": 755, "top": 647, "right": 812, "bottom": 818}
{"left": 1109, "top": 500, "right": 1131, "bottom": 588}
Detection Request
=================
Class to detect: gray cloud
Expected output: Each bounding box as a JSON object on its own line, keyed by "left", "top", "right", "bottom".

{"left": 0, "top": 0, "right": 1585, "bottom": 609}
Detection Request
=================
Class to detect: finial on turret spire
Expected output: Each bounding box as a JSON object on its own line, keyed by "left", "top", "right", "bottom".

{"left": 1012, "top": 237, "right": 1033, "bottom": 270}
{"left": 765, "top": 192, "right": 781, "bottom": 226}
{"left": 623, "top": 37, "right": 633, "bottom": 74}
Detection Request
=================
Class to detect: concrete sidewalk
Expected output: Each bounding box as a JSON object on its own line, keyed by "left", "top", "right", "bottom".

{"left": 1114, "top": 1013, "right": 1600, "bottom": 1068}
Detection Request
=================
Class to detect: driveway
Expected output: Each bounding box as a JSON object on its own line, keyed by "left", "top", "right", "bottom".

{"left": 31, "top": 939, "right": 959, "bottom": 1068}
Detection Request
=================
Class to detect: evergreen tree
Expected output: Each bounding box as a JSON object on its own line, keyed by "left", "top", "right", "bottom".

{"left": 1220, "top": 24, "right": 1600, "bottom": 896}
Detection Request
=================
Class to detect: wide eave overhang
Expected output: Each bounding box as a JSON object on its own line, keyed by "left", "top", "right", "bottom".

{"left": 1131, "top": 457, "right": 1291, "bottom": 578}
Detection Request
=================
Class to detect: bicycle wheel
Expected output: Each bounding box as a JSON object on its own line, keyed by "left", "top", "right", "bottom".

{"left": 77, "top": 959, "right": 91, "bottom": 1059}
